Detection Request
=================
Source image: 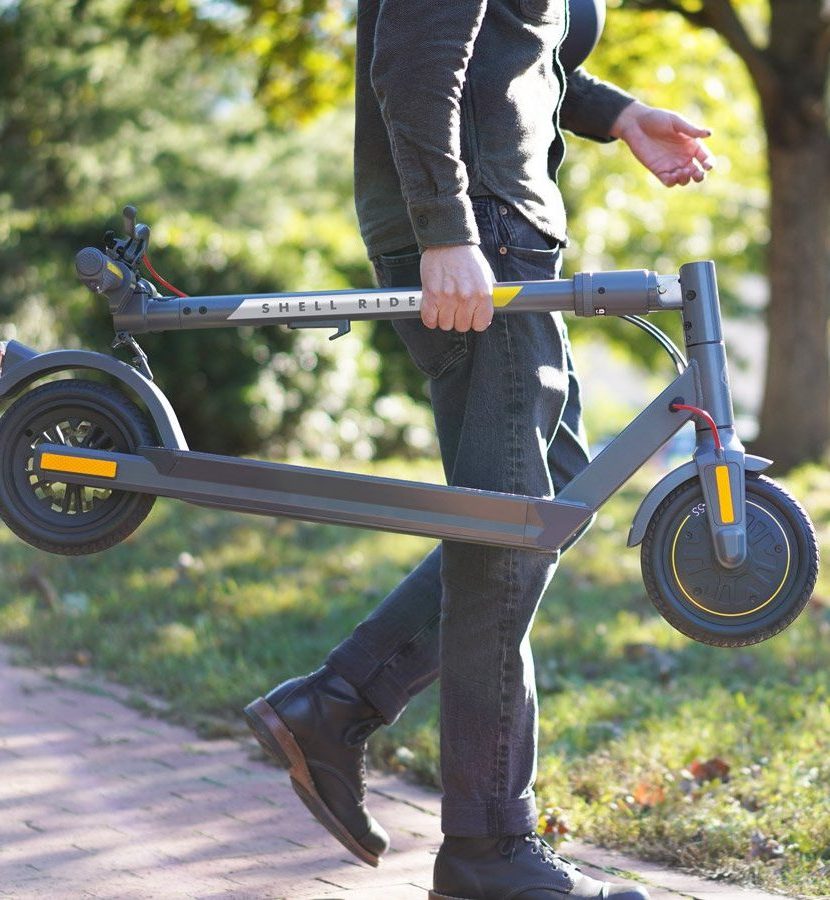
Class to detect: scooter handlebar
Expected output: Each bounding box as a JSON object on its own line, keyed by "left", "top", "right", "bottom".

{"left": 75, "top": 247, "right": 130, "bottom": 295}
{"left": 75, "top": 247, "right": 137, "bottom": 317}
{"left": 109, "top": 268, "right": 687, "bottom": 335}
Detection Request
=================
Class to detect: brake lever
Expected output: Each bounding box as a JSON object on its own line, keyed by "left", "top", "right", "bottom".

{"left": 105, "top": 206, "right": 151, "bottom": 270}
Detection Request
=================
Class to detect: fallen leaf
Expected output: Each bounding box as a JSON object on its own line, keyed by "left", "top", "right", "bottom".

{"left": 689, "top": 757, "right": 730, "bottom": 783}
{"left": 539, "top": 806, "right": 570, "bottom": 843}
{"left": 632, "top": 781, "right": 666, "bottom": 808}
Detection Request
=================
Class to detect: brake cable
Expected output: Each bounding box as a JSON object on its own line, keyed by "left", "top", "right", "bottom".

{"left": 621, "top": 314, "right": 687, "bottom": 374}
{"left": 143, "top": 251, "right": 189, "bottom": 298}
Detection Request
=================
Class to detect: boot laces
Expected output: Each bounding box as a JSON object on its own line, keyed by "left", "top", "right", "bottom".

{"left": 499, "top": 833, "right": 581, "bottom": 876}
{"left": 343, "top": 715, "right": 383, "bottom": 801}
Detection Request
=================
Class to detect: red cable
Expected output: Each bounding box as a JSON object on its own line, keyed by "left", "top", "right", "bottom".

{"left": 143, "top": 251, "right": 188, "bottom": 298}
{"left": 670, "top": 402, "right": 722, "bottom": 451}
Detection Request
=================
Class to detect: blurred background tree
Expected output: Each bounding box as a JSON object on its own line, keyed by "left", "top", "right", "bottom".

{"left": 0, "top": 0, "right": 431, "bottom": 459}
{"left": 617, "top": 0, "right": 830, "bottom": 473}
{"left": 1, "top": 0, "right": 826, "bottom": 470}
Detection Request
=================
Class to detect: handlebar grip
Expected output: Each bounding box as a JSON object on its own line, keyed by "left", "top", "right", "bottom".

{"left": 75, "top": 247, "right": 130, "bottom": 295}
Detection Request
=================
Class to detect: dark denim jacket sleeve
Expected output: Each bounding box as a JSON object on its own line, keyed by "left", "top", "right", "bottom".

{"left": 370, "top": 0, "right": 485, "bottom": 250}
{"left": 560, "top": 66, "right": 636, "bottom": 143}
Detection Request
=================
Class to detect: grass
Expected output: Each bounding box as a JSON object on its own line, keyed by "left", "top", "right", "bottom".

{"left": 1, "top": 457, "right": 829, "bottom": 896}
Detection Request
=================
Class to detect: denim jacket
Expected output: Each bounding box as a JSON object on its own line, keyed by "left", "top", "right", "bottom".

{"left": 354, "top": 0, "right": 634, "bottom": 258}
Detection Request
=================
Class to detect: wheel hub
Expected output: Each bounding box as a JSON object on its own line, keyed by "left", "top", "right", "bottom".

{"left": 670, "top": 500, "right": 792, "bottom": 618}
{"left": 23, "top": 416, "right": 117, "bottom": 515}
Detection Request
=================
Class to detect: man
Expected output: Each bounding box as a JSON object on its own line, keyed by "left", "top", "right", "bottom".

{"left": 245, "top": 1, "right": 713, "bottom": 896}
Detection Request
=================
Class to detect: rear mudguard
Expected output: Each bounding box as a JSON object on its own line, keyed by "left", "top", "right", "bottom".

{"left": 0, "top": 340, "right": 187, "bottom": 450}
{"left": 627, "top": 454, "right": 772, "bottom": 547}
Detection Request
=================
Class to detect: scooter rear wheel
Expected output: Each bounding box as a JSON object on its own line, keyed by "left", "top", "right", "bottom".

{"left": 0, "top": 379, "right": 157, "bottom": 555}
{"left": 641, "top": 473, "right": 818, "bottom": 646}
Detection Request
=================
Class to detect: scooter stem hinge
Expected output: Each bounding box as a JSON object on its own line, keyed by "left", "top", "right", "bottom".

{"left": 112, "top": 331, "right": 153, "bottom": 381}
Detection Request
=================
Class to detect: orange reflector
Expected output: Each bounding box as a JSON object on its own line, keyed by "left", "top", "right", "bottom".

{"left": 40, "top": 452, "right": 118, "bottom": 479}
{"left": 715, "top": 464, "right": 734, "bottom": 524}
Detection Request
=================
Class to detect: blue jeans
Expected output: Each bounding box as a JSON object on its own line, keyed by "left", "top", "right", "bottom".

{"left": 326, "top": 196, "right": 592, "bottom": 837}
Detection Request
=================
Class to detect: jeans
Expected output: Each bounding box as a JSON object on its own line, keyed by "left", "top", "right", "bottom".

{"left": 325, "top": 195, "right": 592, "bottom": 837}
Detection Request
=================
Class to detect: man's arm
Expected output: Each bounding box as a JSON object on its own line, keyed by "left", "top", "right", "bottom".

{"left": 559, "top": 66, "right": 636, "bottom": 143}
{"left": 371, "top": 0, "right": 486, "bottom": 250}
{"left": 371, "top": 0, "right": 494, "bottom": 332}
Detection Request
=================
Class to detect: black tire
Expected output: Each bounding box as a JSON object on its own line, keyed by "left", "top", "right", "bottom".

{"left": 0, "top": 379, "right": 157, "bottom": 555}
{"left": 641, "top": 473, "right": 818, "bottom": 647}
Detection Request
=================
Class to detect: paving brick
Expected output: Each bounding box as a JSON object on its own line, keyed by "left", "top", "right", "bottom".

{"left": 0, "top": 644, "right": 797, "bottom": 900}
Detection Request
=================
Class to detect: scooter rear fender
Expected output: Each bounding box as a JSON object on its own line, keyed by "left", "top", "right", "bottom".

{"left": 0, "top": 340, "right": 187, "bottom": 450}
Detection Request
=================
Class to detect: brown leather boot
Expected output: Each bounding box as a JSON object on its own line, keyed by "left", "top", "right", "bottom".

{"left": 244, "top": 665, "right": 389, "bottom": 866}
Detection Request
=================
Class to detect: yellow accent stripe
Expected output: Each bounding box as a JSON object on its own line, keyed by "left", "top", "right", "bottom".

{"left": 492, "top": 285, "right": 522, "bottom": 308}
{"left": 41, "top": 452, "right": 118, "bottom": 479}
{"left": 105, "top": 261, "right": 123, "bottom": 279}
{"left": 671, "top": 501, "right": 791, "bottom": 617}
{"left": 715, "top": 465, "right": 735, "bottom": 524}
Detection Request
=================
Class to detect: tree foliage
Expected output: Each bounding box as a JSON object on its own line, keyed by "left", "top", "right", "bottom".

{"left": 560, "top": 3, "right": 768, "bottom": 371}
{"left": 3, "top": 0, "right": 824, "bottom": 465}
{"left": 613, "top": 0, "right": 830, "bottom": 469}
{"left": 0, "top": 0, "right": 436, "bottom": 459}
{"left": 124, "top": 0, "right": 355, "bottom": 125}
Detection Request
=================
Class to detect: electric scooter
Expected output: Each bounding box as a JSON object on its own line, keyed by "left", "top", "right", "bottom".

{"left": 0, "top": 206, "right": 818, "bottom": 647}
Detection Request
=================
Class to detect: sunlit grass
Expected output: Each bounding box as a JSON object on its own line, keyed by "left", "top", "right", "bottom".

{"left": 1, "top": 459, "right": 828, "bottom": 895}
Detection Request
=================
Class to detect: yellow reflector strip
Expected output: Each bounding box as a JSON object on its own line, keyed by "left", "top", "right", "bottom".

{"left": 493, "top": 285, "right": 522, "bottom": 308}
{"left": 715, "top": 464, "right": 735, "bottom": 524}
{"left": 41, "top": 452, "right": 118, "bottom": 479}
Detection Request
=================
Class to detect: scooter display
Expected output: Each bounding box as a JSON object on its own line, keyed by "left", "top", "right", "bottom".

{"left": 0, "top": 206, "right": 818, "bottom": 647}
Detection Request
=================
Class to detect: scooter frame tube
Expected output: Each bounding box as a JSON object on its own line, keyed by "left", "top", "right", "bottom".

{"left": 6, "top": 258, "right": 750, "bottom": 563}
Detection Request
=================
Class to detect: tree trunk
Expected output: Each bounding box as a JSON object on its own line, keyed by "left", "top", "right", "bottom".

{"left": 753, "top": 122, "right": 830, "bottom": 471}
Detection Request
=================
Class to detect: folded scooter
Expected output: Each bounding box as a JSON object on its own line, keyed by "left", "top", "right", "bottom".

{"left": 0, "top": 206, "right": 818, "bottom": 647}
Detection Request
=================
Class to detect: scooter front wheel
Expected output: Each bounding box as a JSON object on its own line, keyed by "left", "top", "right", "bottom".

{"left": 641, "top": 473, "right": 818, "bottom": 647}
{"left": 0, "top": 379, "right": 157, "bottom": 555}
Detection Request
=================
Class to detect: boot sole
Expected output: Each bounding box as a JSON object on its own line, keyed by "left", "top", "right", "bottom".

{"left": 243, "top": 696, "right": 381, "bottom": 868}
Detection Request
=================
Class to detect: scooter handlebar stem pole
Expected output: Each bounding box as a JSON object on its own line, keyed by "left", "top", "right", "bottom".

{"left": 107, "top": 267, "right": 686, "bottom": 336}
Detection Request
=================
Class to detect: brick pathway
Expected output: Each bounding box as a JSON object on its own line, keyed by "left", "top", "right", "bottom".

{"left": 0, "top": 644, "right": 787, "bottom": 899}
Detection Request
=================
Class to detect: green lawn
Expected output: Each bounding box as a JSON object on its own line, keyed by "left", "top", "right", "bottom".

{"left": 1, "top": 458, "right": 829, "bottom": 896}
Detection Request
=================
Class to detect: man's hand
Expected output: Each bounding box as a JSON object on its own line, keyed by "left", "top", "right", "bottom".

{"left": 610, "top": 101, "right": 715, "bottom": 187}
{"left": 420, "top": 244, "right": 495, "bottom": 332}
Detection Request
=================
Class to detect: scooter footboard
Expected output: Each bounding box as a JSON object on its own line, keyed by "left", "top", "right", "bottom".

{"left": 33, "top": 443, "right": 594, "bottom": 552}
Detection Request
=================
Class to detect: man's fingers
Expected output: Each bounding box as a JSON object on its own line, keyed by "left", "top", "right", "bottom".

{"left": 680, "top": 158, "right": 706, "bottom": 184}
{"left": 471, "top": 298, "right": 494, "bottom": 332}
{"left": 694, "top": 142, "right": 716, "bottom": 170}
{"left": 421, "top": 290, "right": 493, "bottom": 331}
{"left": 419, "top": 244, "right": 496, "bottom": 332}
{"left": 453, "top": 292, "right": 492, "bottom": 331}
{"left": 660, "top": 154, "right": 709, "bottom": 187}
{"left": 437, "top": 296, "right": 457, "bottom": 331}
{"left": 671, "top": 113, "right": 711, "bottom": 138}
{"left": 453, "top": 299, "right": 475, "bottom": 332}
{"left": 421, "top": 297, "right": 439, "bottom": 329}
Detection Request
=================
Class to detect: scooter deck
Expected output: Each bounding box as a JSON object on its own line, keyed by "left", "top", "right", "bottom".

{"left": 33, "top": 444, "right": 593, "bottom": 552}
